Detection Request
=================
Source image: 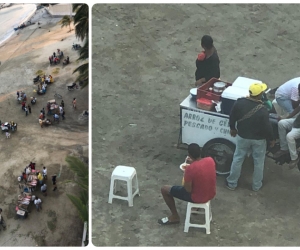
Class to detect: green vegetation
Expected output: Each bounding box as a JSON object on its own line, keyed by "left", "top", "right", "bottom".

{"left": 72, "top": 4, "right": 89, "bottom": 88}
{"left": 65, "top": 156, "right": 88, "bottom": 223}
{"left": 59, "top": 15, "right": 72, "bottom": 32}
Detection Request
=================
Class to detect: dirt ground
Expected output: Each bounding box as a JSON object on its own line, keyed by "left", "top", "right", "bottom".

{"left": 0, "top": 7, "right": 89, "bottom": 246}
{"left": 92, "top": 4, "right": 300, "bottom": 246}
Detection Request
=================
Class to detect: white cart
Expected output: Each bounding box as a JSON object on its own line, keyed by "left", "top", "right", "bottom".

{"left": 178, "top": 95, "right": 236, "bottom": 175}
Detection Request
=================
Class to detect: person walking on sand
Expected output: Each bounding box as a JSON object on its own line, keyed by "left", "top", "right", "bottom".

{"left": 42, "top": 166, "right": 47, "bottom": 180}
{"left": 41, "top": 183, "right": 47, "bottom": 196}
{"left": 28, "top": 104, "right": 31, "bottom": 114}
{"left": 61, "top": 100, "right": 64, "bottom": 108}
{"left": 62, "top": 109, "right": 65, "bottom": 120}
{"left": 72, "top": 98, "right": 76, "bottom": 109}
{"left": 52, "top": 174, "right": 57, "bottom": 191}
{"left": 34, "top": 196, "right": 42, "bottom": 211}
{"left": 24, "top": 106, "right": 28, "bottom": 116}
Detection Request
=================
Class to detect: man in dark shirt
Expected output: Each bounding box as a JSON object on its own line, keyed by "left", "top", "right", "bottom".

{"left": 274, "top": 115, "right": 300, "bottom": 169}
{"left": 226, "top": 83, "right": 275, "bottom": 191}
{"left": 195, "top": 35, "right": 220, "bottom": 86}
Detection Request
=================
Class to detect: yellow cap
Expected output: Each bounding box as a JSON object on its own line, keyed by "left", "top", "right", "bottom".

{"left": 249, "top": 82, "right": 268, "bottom": 96}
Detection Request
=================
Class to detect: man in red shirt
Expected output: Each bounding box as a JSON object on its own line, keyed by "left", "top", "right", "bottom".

{"left": 158, "top": 143, "right": 216, "bottom": 225}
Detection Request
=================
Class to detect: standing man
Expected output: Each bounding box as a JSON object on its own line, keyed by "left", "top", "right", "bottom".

{"left": 34, "top": 197, "right": 42, "bottom": 211}
{"left": 195, "top": 35, "right": 220, "bottom": 86}
{"left": 158, "top": 144, "right": 216, "bottom": 225}
{"left": 72, "top": 98, "right": 76, "bottom": 109}
{"left": 41, "top": 183, "right": 47, "bottom": 196}
{"left": 37, "top": 172, "right": 43, "bottom": 185}
{"left": 226, "top": 83, "right": 275, "bottom": 191}
{"left": 52, "top": 174, "right": 57, "bottom": 191}
{"left": 24, "top": 106, "right": 28, "bottom": 116}
{"left": 27, "top": 104, "right": 31, "bottom": 114}
{"left": 42, "top": 165, "right": 47, "bottom": 180}
{"left": 59, "top": 105, "right": 64, "bottom": 120}
{"left": 0, "top": 208, "right": 6, "bottom": 230}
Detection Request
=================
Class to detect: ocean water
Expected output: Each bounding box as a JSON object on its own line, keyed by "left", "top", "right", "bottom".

{"left": 0, "top": 4, "right": 37, "bottom": 46}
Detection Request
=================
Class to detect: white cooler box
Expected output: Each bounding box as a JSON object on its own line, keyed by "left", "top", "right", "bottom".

{"left": 221, "top": 86, "right": 249, "bottom": 115}
{"left": 232, "top": 76, "right": 262, "bottom": 89}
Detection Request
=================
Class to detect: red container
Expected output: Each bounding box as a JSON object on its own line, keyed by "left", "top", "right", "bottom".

{"left": 197, "top": 98, "right": 214, "bottom": 111}
{"left": 197, "top": 78, "right": 232, "bottom": 102}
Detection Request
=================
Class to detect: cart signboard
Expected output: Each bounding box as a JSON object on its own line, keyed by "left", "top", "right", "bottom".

{"left": 179, "top": 96, "right": 237, "bottom": 147}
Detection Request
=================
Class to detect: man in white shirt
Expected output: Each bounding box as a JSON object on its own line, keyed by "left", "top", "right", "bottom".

{"left": 275, "top": 77, "right": 300, "bottom": 115}
{"left": 34, "top": 197, "right": 42, "bottom": 211}
{"left": 42, "top": 166, "right": 47, "bottom": 180}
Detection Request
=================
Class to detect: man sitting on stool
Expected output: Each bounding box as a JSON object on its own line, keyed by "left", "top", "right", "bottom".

{"left": 158, "top": 143, "right": 216, "bottom": 225}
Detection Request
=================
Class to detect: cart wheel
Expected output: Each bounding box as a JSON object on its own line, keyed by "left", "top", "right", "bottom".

{"left": 201, "top": 138, "right": 235, "bottom": 176}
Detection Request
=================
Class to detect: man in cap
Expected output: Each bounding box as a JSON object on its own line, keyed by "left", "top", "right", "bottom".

{"left": 226, "top": 83, "right": 275, "bottom": 191}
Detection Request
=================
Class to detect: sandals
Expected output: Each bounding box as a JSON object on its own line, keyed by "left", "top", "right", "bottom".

{"left": 157, "top": 217, "right": 180, "bottom": 225}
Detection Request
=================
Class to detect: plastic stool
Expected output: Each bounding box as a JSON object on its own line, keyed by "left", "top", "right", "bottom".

{"left": 184, "top": 201, "right": 212, "bottom": 234}
{"left": 108, "top": 165, "right": 140, "bottom": 207}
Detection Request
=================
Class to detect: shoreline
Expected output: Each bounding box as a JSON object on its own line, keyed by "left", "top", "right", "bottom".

{"left": 0, "top": 4, "right": 37, "bottom": 47}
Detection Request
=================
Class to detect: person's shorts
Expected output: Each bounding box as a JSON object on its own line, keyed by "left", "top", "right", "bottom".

{"left": 169, "top": 186, "right": 193, "bottom": 202}
{"left": 42, "top": 190, "right": 46, "bottom": 193}
{"left": 52, "top": 181, "right": 56, "bottom": 185}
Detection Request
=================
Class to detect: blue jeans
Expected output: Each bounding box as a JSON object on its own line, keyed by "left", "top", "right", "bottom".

{"left": 275, "top": 96, "right": 294, "bottom": 114}
{"left": 226, "top": 135, "right": 266, "bottom": 191}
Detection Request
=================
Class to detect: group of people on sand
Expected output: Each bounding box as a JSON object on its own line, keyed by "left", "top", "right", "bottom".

{"left": 37, "top": 74, "right": 53, "bottom": 95}
{"left": 157, "top": 34, "right": 300, "bottom": 226}
{"left": 39, "top": 100, "right": 66, "bottom": 128}
{"left": 17, "top": 91, "right": 32, "bottom": 117}
{"left": 49, "top": 49, "right": 63, "bottom": 65}
{"left": 49, "top": 49, "right": 70, "bottom": 65}
{"left": 17, "top": 90, "right": 26, "bottom": 103}
{"left": 19, "top": 162, "right": 58, "bottom": 212}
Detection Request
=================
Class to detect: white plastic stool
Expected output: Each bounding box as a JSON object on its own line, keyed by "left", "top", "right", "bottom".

{"left": 184, "top": 201, "right": 212, "bottom": 234}
{"left": 108, "top": 165, "right": 140, "bottom": 207}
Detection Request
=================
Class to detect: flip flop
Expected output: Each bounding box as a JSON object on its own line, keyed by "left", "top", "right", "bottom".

{"left": 158, "top": 217, "right": 180, "bottom": 225}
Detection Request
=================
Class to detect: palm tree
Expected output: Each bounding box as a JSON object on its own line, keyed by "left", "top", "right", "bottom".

{"left": 72, "top": 4, "right": 89, "bottom": 88}
{"left": 59, "top": 15, "right": 72, "bottom": 32}
{"left": 73, "top": 37, "right": 89, "bottom": 88}
{"left": 72, "top": 4, "right": 88, "bottom": 41}
{"left": 65, "top": 156, "right": 88, "bottom": 223}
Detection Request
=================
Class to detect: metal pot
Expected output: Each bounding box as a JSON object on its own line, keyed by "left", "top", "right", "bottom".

{"left": 213, "top": 82, "right": 226, "bottom": 94}
{"left": 190, "top": 88, "right": 197, "bottom": 100}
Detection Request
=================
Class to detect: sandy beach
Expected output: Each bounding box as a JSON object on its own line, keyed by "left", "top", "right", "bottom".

{"left": 0, "top": 7, "right": 89, "bottom": 246}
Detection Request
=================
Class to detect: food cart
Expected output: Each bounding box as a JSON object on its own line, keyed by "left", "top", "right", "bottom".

{"left": 47, "top": 99, "right": 59, "bottom": 115}
{"left": 16, "top": 190, "right": 34, "bottom": 218}
{"left": 178, "top": 77, "right": 264, "bottom": 175}
{"left": 16, "top": 167, "right": 40, "bottom": 218}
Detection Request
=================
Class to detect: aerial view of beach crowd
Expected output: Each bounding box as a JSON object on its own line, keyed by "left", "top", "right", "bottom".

{"left": 0, "top": 3, "right": 89, "bottom": 246}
